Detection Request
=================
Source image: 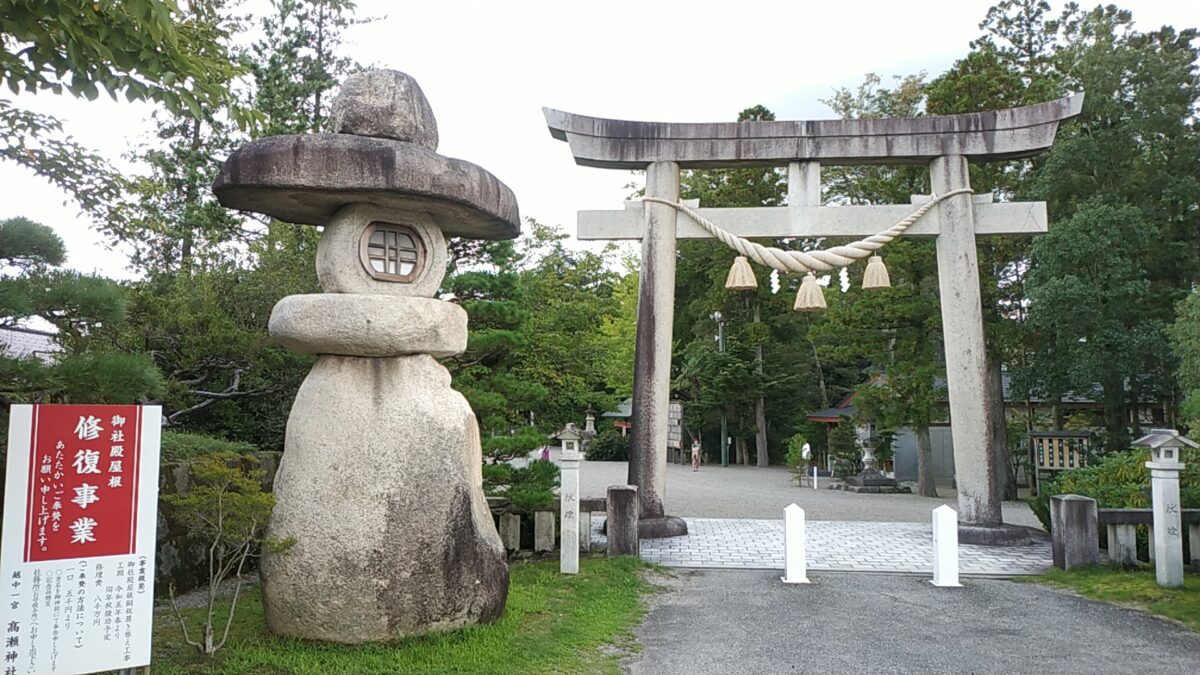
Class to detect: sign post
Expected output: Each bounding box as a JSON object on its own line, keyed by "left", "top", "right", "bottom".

{"left": 1, "top": 404, "right": 161, "bottom": 674}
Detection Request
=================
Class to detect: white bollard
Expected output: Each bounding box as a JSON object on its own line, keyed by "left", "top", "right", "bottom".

{"left": 931, "top": 504, "right": 962, "bottom": 587}
{"left": 812, "top": 466, "right": 818, "bottom": 490}
{"left": 782, "top": 503, "right": 810, "bottom": 584}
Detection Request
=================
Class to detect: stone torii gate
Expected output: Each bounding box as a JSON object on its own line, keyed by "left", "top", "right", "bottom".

{"left": 545, "top": 94, "right": 1083, "bottom": 544}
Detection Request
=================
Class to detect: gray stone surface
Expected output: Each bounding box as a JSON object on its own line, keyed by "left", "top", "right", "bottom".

{"left": 1051, "top": 494, "right": 1100, "bottom": 570}
{"left": 592, "top": 516, "right": 1052, "bottom": 575}
{"left": 315, "top": 203, "right": 448, "bottom": 296}
{"left": 269, "top": 294, "right": 467, "bottom": 358}
{"left": 932, "top": 154, "right": 1002, "bottom": 533}
{"left": 534, "top": 511, "right": 555, "bottom": 552}
{"left": 545, "top": 93, "right": 1084, "bottom": 169}
{"left": 607, "top": 485, "right": 639, "bottom": 556}
{"left": 628, "top": 161, "right": 679, "bottom": 521}
{"left": 331, "top": 70, "right": 438, "bottom": 150}
{"left": 573, "top": 459, "right": 1042, "bottom": 527}
{"left": 212, "top": 133, "right": 520, "bottom": 239}
{"left": 260, "top": 354, "right": 507, "bottom": 643}
{"left": 624, "top": 569, "right": 1200, "bottom": 674}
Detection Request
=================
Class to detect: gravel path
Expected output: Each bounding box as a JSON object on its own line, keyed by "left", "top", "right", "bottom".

{"left": 573, "top": 456, "right": 1042, "bottom": 528}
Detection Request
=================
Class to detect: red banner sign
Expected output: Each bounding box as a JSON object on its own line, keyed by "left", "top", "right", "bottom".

{"left": 23, "top": 405, "right": 143, "bottom": 562}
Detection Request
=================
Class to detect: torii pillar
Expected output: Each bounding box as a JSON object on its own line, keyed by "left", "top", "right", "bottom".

{"left": 545, "top": 94, "right": 1083, "bottom": 543}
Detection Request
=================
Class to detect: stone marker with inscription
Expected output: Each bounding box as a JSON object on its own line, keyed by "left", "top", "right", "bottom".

{"left": 213, "top": 70, "right": 519, "bottom": 643}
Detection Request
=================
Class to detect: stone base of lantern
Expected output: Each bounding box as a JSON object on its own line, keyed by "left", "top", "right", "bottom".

{"left": 260, "top": 354, "right": 508, "bottom": 643}
{"left": 638, "top": 515, "right": 689, "bottom": 539}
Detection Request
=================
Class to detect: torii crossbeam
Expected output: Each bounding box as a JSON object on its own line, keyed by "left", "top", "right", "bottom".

{"left": 546, "top": 94, "right": 1083, "bottom": 544}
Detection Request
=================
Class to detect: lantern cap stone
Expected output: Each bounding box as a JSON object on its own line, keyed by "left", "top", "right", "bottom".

{"left": 553, "top": 422, "right": 585, "bottom": 441}
{"left": 330, "top": 70, "right": 439, "bottom": 150}
{"left": 1132, "top": 428, "right": 1199, "bottom": 449}
{"left": 212, "top": 69, "right": 520, "bottom": 240}
{"left": 212, "top": 134, "right": 520, "bottom": 239}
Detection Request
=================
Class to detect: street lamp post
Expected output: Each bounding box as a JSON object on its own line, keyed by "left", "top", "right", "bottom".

{"left": 712, "top": 311, "right": 728, "bottom": 467}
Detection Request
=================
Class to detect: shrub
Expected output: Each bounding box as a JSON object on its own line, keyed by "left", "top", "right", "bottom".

{"left": 1032, "top": 448, "right": 1200, "bottom": 531}
{"left": 483, "top": 458, "right": 561, "bottom": 514}
{"left": 162, "top": 453, "right": 278, "bottom": 656}
{"left": 785, "top": 433, "right": 808, "bottom": 470}
{"left": 586, "top": 425, "right": 629, "bottom": 462}
{"left": 161, "top": 430, "right": 256, "bottom": 461}
{"left": 828, "top": 423, "right": 861, "bottom": 478}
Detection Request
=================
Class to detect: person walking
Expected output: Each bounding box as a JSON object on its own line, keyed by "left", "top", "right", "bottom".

{"left": 691, "top": 439, "right": 701, "bottom": 471}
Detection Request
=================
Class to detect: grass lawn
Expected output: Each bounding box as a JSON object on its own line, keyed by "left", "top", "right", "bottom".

{"left": 1028, "top": 566, "right": 1200, "bottom": 631}
{"left": 147, "top": 556, "right": 654, "bottom": 674}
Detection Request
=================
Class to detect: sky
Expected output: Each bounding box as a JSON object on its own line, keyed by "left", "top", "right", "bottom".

{"left": 2, "top": 0, "right": 1198, "bottom": 280}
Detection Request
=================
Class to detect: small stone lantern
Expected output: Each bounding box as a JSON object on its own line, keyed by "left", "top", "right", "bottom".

{"left": 1135, "top": 428, "right": 1197, "bottom": 588}
{"left": 559, "top": 422, "right": 584, "bottom": 460}
{"left": 556, "top": 422, "right": 584, "bottom": 574}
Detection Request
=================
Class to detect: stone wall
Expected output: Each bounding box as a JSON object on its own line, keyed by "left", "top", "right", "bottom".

{"left": 155, "top": 452, "right": 281, "bottom": 596}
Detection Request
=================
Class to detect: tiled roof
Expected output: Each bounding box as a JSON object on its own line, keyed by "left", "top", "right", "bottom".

{"left": 0, "top": 327, "right": 60, "bottom": 363}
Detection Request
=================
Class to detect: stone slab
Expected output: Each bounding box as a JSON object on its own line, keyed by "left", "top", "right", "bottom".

{"left": 269, "top": 294, "right": 467, "bottom": 358}
{"left": 545, "top": 94, "right": 1084, "bottom": 168}
{"left": 213, "top": 134, "right": 520, "bottom": 239}
{"left": 331, "top": 70, "right": 438, "bottom": 149}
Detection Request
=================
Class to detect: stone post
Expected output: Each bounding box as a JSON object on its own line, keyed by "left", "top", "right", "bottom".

{"left": 1106, "top": 524, "right": 1138, "bottom": 568}
{"left": 559, "top": 441, "right": 581, "bottom": 574}
{"left": 499, "top": 513, "right": 521, "bottom": 552}
{"left": 1147, "top": 457, "right": 1185, "bottom": 587}
{"left": 607, "top": 485, "right": 640, "bottom": 556}
{"left": 931, "top": 156, "right": 1022, "bottom": 546}
{"left": 628, "top": 161, "right": 687, "bottom": 538}
{"left": 534, "top": 511, "right": 556, "bottom": 553}
{"left": 1050, "top": 495, "right": 1100, "bottom": 570}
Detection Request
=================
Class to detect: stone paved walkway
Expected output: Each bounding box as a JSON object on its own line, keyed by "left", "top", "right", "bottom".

{"left": 592, "top": 516, "right": 1052, "bottom": 576}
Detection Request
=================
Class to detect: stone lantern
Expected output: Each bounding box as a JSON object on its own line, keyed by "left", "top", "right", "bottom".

{"left": 212, "top": 70, "right": 520, "bottom": 643}
{"left": 556, "top": 423, "right": 584, "bottom": 574}
{"left": 1135, "top": 429, "right": 1197, "bottom": 588}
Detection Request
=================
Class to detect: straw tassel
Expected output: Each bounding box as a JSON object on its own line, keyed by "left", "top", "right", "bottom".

{"left": 862, "top": 255, "right": 891, "bottom": 289}
{"left": 724, "top": 256, "right": 757, "bottom": 291}
{"left": 793, "top": 273, "right": 826, "bottom": 311}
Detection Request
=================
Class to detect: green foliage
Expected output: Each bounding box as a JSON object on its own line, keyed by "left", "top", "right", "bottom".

{"left": 0, "top": 217, "right": 163, "bottom": 406}
{"left": 161, "top": 452, "right": 275, "bottom": 656}
{"left": 484, "top": 457, "right": 561, "bottom": 514}
{"left": 1170, "top": 290, "right": 1200, "bottom": 433}
{"left": 1032, "top": 448, "right": 1200, "bottom": 531}
{"left": 1032, "top": 567, "right": 1200, "bottom": 633}
{"left": 587, "top": 425, "right": 630, "bottom": 462}
{"left": 784, "top": 432, "right": 808, "bottom": 470}
{"left": 1, "top": 1, "right": 250, "bottom": 220}
{"left": 504, "top": 459, "right": 561, "bottom": 513}
{"left": 147, "top": 557, "right": 651, "bottom": 674}
{"left": 161, "top": 431, "right": 256, "bottom": 461}
{"left": 827, "top": 423, "right": 861, "bottom": 478}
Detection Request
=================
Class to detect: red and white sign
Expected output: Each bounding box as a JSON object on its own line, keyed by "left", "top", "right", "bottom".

{"left": 2, "top": 404, "right": 161, "bottom": 675}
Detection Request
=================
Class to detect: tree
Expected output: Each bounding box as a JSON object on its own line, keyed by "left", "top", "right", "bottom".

{"left": 163, "top": 453, "right": 279, "bottom": 656}
{"left": 1024, "top": 200, "right": 1165, "bottom": 452}
{"left": 1169, "top": 290, "right": 1200, "bottom": 432}
{"left": 248, "top": 0, "right": 368, "bottom": 136}
{"left": 1016, "top": 3, "right": 1200, "bottom": 449}
{"left": 0, "top": 216, "right": 163, "bottom": 404}
{"left": 1, "top": 0, "right": 248, "bottom": 219}
{"left": 444, "top": 235, "right": 545, "bottom": 464}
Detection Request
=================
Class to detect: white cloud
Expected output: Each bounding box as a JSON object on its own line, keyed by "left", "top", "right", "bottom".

{"left": 2, "top": 0, "right": 1196, "bottom": 279}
